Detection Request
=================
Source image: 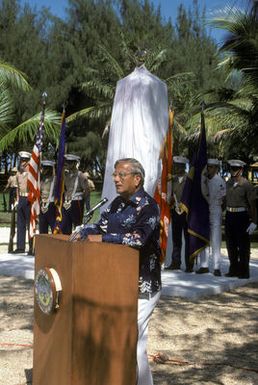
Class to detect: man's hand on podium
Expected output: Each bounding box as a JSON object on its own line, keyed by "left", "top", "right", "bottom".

{"left": 69, "top": 231, "right": 103, "bottom": 242}
{"left": 87, "top": 234, "right": 102, "bottom": 242}
{"left": 69, "top": 227, "right": 82, "bottom": 242}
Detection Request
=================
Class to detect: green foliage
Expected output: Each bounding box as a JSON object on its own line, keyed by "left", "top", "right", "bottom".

{"left": 0, "top": 0, "right": 242, "bottom": 169}
{"left": 200, "top": 2, "right": 258, "bottom": 161}
{"left": 0, "top": 109, "right": 61, "bottom": 152}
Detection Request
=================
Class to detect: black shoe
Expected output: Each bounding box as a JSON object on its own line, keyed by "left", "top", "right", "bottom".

{"left": 225, "top": 272, "right": 237, "bottom": 277}
{"left": 165, "top": 261, "right": 181, "bottom": 270}
{"left": 238, "top": 274, "right": 250, "bottom": 279}
{"left": 196, "top": 267, "right": 209, "bottom": 274}
{"left": 185, "top": 267, "right": 193, "bottom": 273}
{"left": 11, "top": 248, "right": 25, "bottom": 254}
{"left": 27, "top": 250, "right": 35, "bottom": 256}
{"left": 213, "top": 269, "right": 221, "bottom": 277}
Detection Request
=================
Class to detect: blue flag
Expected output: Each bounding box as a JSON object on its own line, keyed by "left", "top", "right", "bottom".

{"left": 53, "top": 109, "right": 66, "bottom": 234}
{"left": 180, "top": 111, "right": 209, "bottom": 261}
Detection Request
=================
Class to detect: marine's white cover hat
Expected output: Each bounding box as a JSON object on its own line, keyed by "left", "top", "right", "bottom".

{"left": 41, "top": 160, "right": 55, "bottom": 167}
{"left": 228, "top": 159, "right": 246, "bottom": 168}
{"left": 173, "top": 156, "right": 188, "bottom": 164}
{"left": 207, "top": 158, "right": 220, "bottom": 166}
{"left": 64, "top": 154, "right": 80, "bottom": 162}
{"left": 18, "top": 151, "right": 31, "bottom": 160}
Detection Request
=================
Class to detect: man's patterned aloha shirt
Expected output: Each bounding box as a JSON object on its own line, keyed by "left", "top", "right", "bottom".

{"left": 80, "top": 187, "right": 161, "bottom": 295}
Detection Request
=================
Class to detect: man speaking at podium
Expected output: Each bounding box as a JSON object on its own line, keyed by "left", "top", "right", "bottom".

{"left": 71, "top": 158, "right": 161, "bottom": 385}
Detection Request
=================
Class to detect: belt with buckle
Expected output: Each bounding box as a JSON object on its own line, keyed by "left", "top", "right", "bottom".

{"left": 226, "top": 207, "right": 247, "bottom": 213}
{"left": 19, "top": 193, "right": 28, "bottom": 197}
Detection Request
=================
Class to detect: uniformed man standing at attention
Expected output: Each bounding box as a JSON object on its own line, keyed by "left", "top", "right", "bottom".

{"left": 12, "top": 151, "right": 31, "bottom": 254}
{"left": 39, "top": 160, "right": 56, "bottom": 234}
{"left": 61, "top": 154, "right": 89, "bottom": 234}
{"left": 4, "top": 167, "right": 18, "bottom": 211}
{"left": 197, "top": 158, "right": 226, "bottom": 276}
{"left": 165, "top": 156, "right": 190, "bottom": 271}
{"left": 225, "top": 159, "right": 257, "bottom": 279}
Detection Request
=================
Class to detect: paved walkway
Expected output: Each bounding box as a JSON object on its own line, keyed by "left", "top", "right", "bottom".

{"left": 1, "top": 227, "right": 258, "bottom": 299}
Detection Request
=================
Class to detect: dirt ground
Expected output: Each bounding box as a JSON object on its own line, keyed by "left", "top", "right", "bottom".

{"left": 149, "top": 283, "right": 258, "bottom": 385}
{"left": 0, "top": 276, "right": 257, "bottom": 385}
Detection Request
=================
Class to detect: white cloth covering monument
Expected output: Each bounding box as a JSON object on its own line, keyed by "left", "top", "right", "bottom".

{"left": 102, "top": 65, "right": 168, "bottom": 203}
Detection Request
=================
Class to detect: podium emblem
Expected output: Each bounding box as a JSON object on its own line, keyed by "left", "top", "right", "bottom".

{"left": 35, "top": 267, "right": 62, "bottom": 314}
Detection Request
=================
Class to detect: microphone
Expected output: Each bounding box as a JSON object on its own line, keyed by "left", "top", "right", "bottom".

{"left": 84, "top": 197, "right": 108, "bottom": 219}
{"left": 69, "top": 197, "right": 108, "bottom": 241}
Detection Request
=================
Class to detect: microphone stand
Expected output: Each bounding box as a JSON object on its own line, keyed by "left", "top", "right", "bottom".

{"left": 82, "top": 205, "right": 97, "bottom": 226}
{"left": 69, "top": 198, "right": 108, "bottom": 241}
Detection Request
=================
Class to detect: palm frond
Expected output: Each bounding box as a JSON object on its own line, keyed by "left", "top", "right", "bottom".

{"left": 166, "top": 72, "right": 195, "bottom": 84}
{"left": 211, "top": 5, "right": 258, "bottom": 84}
{"left": 0, "top": 61, "right": 31, "bottom": 91}
{"left": 97, "top": 44, "right": 125, "bottom": 79}
{"left": 67, "top": 103, "right": 112, "bottom": 123}
{"left": 0, "top": 110, "right": 60, "bottom": 151}
{"left": 0, "top": 86, "right": 14, "bottom": 130}
{"left": 173, "top": 119, "right": 188, "bottom": 137}
{"left": 146, "top": 49, "right": 167, "bottom": 73}
{"left": 81, "top": 80, "right": 115, "bottom": 100}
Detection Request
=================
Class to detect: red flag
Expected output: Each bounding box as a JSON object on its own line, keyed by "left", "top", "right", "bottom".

{"left": 154, "top": 108, "right": 174, "bottom": 262}
{"left": 27, "top": 110, "right": 45, "bottom": 239}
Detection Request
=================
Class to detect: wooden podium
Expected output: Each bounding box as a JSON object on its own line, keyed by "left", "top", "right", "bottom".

{"left": 33, "top": 234, "right": 139, "bottom": 385}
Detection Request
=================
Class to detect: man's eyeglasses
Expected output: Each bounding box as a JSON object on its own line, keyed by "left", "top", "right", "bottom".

{"left": 112, "top": 171, "right": 135, "bottom": 180}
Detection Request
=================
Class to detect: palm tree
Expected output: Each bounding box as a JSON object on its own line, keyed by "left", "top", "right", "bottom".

{"left": 197, "top": 1, "right": 258, "bottom": 160}
{"left": 0, "top": 60, "right": 30, "bottom": 131}
{"left": 0, "top": 61, "right": 61, "bottom": 158}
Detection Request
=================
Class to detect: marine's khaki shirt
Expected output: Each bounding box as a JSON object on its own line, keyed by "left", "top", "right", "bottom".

{"left": 64, "top": 171, "right": 89, "bottom": 200}
{"left": 7, "top": 175, "right": 18, "bottom": 188}
{"left": 226, "top": 177, "right": 256, "bottom": 208}
{"left": 16, "top": 171, "right": 28, "bottom": 195}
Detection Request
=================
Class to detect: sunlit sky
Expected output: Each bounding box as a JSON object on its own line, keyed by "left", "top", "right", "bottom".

{"left": 20, "top": 0, "right": 249, "bottom": 43}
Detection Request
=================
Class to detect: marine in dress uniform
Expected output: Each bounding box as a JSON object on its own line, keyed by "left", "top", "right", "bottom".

{"left": 225, "top": 159, "right": 257, "bottom": 279}
{"left": 4, "top": 167, "right": 18, "bottom": 211}
{"left": 166, "top": 156, "right": 190, "bottom": 271}
{"left": 61, "top": 154, "right": 89, "bottom": 234}
{"left": 39, "top": 160, "right": 56, "bottom": 234}
{"left": 196, "top": 158, "right": 226, "bottom": 276}
{"left": 12, "top": 151, "right": 31, "bottom": 254}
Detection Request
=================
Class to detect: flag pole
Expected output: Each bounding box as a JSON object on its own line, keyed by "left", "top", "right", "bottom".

{"left": 39, "top": 91, "right": 47, "bottom": 166}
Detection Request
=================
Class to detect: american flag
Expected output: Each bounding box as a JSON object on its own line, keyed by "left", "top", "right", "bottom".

{"left": 27, "top": 110, "right": 45, "bottom": 238}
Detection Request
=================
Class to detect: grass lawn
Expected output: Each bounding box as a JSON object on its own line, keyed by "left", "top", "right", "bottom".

{"left": 86, "top": 190, "right": 102, "bottom": 223}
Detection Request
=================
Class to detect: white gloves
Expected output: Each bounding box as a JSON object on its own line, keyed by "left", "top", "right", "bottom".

{"left": 246, "top": 222, "right": 257, "bottom": 235}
